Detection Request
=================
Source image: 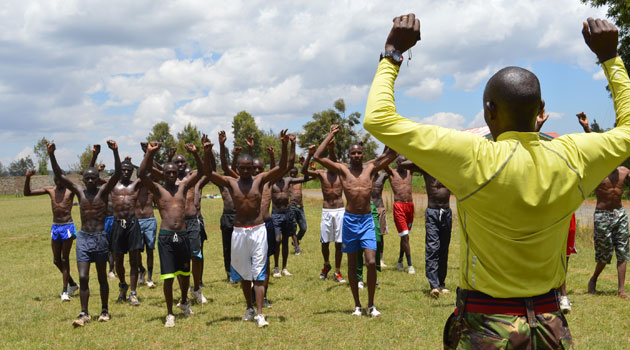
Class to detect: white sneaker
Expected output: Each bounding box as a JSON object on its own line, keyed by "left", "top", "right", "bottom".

{"left": 396, "top": 262, "right": 404, "bottom": 271}
{"left": 272, "top": 267, "right": 281, "bottom": 278}
{"left": 243, "top": 307, "right": 256, "bottom": 321}
{"left": 380, "top": 261, "right": 388, "bottom": 268}
{"left": 430, "top": 288, "right": 441, "bottom": 299}
{"left": 281, "top": 268, "right": 292, "bottom": 277}
{"left": 108, "top": 271, "right": 116, "bottom": 279}
{"left": 441, "top": 288, "right": 451, "bottom": 295}
{"left": 351, "top": 306, "right": 362, "bottom": 317}
{"left": 368, "top": 306, "right": 382, "bottom": 318}
{"left": 179, "top": 301, "right": 194, "bottom": 317}
{"left": 407, "top": 266, "right": 416, "bottom": 274}
{"left": 164, "top": 314, "right": 175, "bottom": 328}
{"left": 191, "top": 288, "right": 208, "bottom": 304}
{"left": 68, "top": 284, "right": 79, "bottom": 296}
{"left": 358, "top": 281, "right": 364, "bottom": 289}
{"left": 60, "top": 292, "right": 71, "bottom": 302}
{"left": 559, "top": 296, "right": 572, "bottom": 314}
{"left": 254, "top": 314, "right": 269, "bottom": 328}
{"left": 146, "top": 280, "right": 156, "bottom": 288}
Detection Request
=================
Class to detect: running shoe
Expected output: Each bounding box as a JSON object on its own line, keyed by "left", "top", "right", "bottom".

{"left": 559, "top": 296, "right": 572, "bottom": 314}
{"left": 117, "top": 283, "right": 129, "bottom": 303}
{"left": 108, "top": 271, "right": 116, "bottom": 279}
{"left": 358, "top": 281, "right": 364, "bottom": 289}
{"left": 430, "top": 288, "right": 440, "bottom": 299}
{"left": 334, "top": 273, "right": 346, "bottom": 283}
{"left": 440, "top": 288, "right": 451, "bottom": 295}
{"left": 191, "top": 288, "right": 208, "bottom": 304}
{"left": 179, "top": 301, "right": 194, "bottom": 317}
{"left": 407, "top": 266, "right": 416, "bottom": 274}
{"left": 68, "top": 284, "right": 79, "bottom": 296}
{"left": 97, "top": 310, "right": 111, "bottom": 322}
{"left": 138, "top": 267, "right": 146, "bottom": 285}
{"left": 72, "top": 312, "right": 91, "bottom": 328}
{"left": 294, "top": 246, "right": 301, "bottom": 255}
{"left": 396, "top": 262, "right": 404, "bottom": 271}
{"left": 367, "top": 306, "right": 382, "bottom": 318}
{"left": 263, "top": 298, "right": 272, "bottom": 308}
{"left": 164, "top": 314, "right": 175, "bottom": 328}
{"left": 320, "top": 264, "right": 332, "bottom": 280}
{"left": 146, "top": 280, "right": 156, "bottom": 288}
{"left": 254, "top": 314, "right": 269, "bottom": 328}
{"left": 380, "top": 261, "right": 388, "bottom": 268}
{"left": 272, "top": 267, "right": 281, "bottom": 278}
{"left": 129, "top": 292, "right": 140, "bottom": 306}
{"left": 281, "top": 268, "right": 292, "bottom": 277}
{"left": 351, "top": 307, "right": 362, "bottom": 317}
{"left": 60, "top": 292, "right": 71, "bottom": 302}
{"left": 243, "top": 307, "right": 256, "bottom": 321}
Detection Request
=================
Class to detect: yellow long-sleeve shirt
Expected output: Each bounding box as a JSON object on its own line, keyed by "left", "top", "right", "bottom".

{"left": 364, "top": 57, "right": 630, "bottom": 298}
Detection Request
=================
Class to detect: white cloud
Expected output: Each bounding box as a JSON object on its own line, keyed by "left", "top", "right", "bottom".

{"left": 414, "top": 112, "right": 468, "bottom": 130}
{"left": 15, "top": 146, "right": 33, "bottom": 161}
{"left": 548, "top": 112, "right": 565, "bottom": 120}
{"left": 467, "top": 109, "right": 486, "bottom": 128}
{"left": 592, "top": 70, "right": 606, "bottom": 81}
{"left": 406, "top": 78, "right": 444, "bottom": 101}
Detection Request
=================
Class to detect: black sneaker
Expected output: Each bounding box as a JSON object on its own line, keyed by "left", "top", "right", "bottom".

{"left": 117, "top": 283, "right": 129, "bottom": 303}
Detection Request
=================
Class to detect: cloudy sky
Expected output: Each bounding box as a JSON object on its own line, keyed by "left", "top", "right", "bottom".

{"left": 0, "top": 0, "right": 612, "bottom": 169}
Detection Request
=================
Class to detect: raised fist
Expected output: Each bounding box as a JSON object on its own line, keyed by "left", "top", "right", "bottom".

{"left": 576, "top": 112, "right": 589, "bottom": 128}
{"left": 329, "top": 124, "right": 340, "bottom": 136}
{"left": 47, "top": 142, "right": 56, "bottom": 155}
{"left": 280, "top": 129, "right": 289, "bottom": 143}
{"left": 168, "top": 146, "right": 176, "bottom": 158}
{"left": 246, "top": 135, "right": 255, "bottom": 148}
{"left": 203, "top": 140, "right": 214, "bottom": 151}
{"left": 184, "top": 143, "right": 197, "bottom": 153}
{"left": 26, "top": 169, "right": 36, "bottom": 176}
{"left": 124, "top": 156, "right": 132, "bottom": 162}
{"left": 233, "top": 146, "right": 242, "bottom": 155}
{"left": 385, "top": 13, "right": 421, "bottom": 54}
{"left": 201, "top": 133, "right": 208, "bottom": 145}
{"left": 147, "top": 141, "right": 162, "bottom": 152}
{"left": 266, "top": 146, "right": 274, "bottom": 155}
{"left": 310, "top": 161, "right": 316, "bottom": 170}
{"left": 140, "top": 142, "right": 148, "bottom": 153}
{"left": 308, "top": 144, "right": 316, "bottom": 156}
{"left": 289, "top": 134, "right": 296, "bottom": 143}
{"left": 92, "top": 144, "right": 101, "bottom": 155}
{"left": 98, "top": 164, "right": 106, "bottom": 172}
{"left": 218, "top": 131, "right": 227, "bottom": 145}
{"left": 582, "top": 18, "right": 619, "bottom": 63}
{"left": 106, "top": 140, "right": 117, "bottom": 150}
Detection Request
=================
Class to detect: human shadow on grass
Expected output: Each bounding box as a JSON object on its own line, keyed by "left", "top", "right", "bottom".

{"left": 312, "top": 308, "right": 352, "bottom": 315}
{"left": 325, "top": 284, "right": 347, "bottom": 292}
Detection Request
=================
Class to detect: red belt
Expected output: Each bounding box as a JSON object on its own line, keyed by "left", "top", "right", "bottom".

{"left": 455, "top": 289, "right": 559, "bottom": 316}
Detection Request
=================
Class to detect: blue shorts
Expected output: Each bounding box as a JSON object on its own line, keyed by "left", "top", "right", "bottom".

{"left": 76, "top": 230, "right": 109, "bottom": 263}
{"left": 138, "top": 217, "right": 158, "bottom": 250}
{"left": 51, "top": 222, "right": 76, "bottom": 242}
{"left": 104, "top": 216, "right": 114, "bottom": 236}
{"left": 342, "top": 213, "right": 377, "bottom": 253}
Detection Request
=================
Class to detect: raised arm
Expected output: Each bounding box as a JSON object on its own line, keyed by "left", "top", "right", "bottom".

{"left": 139, "top": 142, "right": 161, "bottom": 196}
{"left": 167, "top": 146, "right": 176, "bottom": 163}
{"left": 246, "top": 135, "right": 255, "bottom": 156}
{"left": 218, "top": 130, "right": 239, "bottom": 178}
{"left": 142, "top": 142, "right": 163, "bottom": 171}
{"left": 576, "top": 112, "right": 592, "bottom": 133}
{"left": 287, "top": 134, "right": 297, "bottom": 173}
{"left": 48, "top": 142, "right": 81, "bottom": 195}
{"left": 268, "top": 146, "right": 275, "bottom": 170}
{"left": 261, "top": 129, "right": 289, "bottom": 183}
{"left": 89, "top": 144, "right": 100, "bottom": 168}
{"left": 24, "top": 169, "right": 48, "bottom": 196}
{"left": 181, "top": 144, "right": 203, "bottom": 191}
{"left": 313, "top": 125, "right": 344, "bottom": 173}
{"left": 202, "top": 139, "right": 230, "bottom": 187}
{"left": 99, "top": 140, "right": 121, "bottom": 198}
{"left": 231, "top": 147, "right": 241, "bottom": 174}
{"left": 372, "top": 145, "right": 398, "bottom": 171}
{"left": 301, "top": 144, "right": 320, "bottom": 178}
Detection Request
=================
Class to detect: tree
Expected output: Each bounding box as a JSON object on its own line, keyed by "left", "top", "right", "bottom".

{"left": 590, "top": 118, "right": 604, "bottom": 133}
{"left": 70, "top": 145, "right": 102, "bottom": 172}
{"left": 258, "top": 129, "right": 282, "bottom": 166}
{"left": 147, "top": 122, "right": 177, "bottom": 165}
{"left": 8, "top": 156, "right": 35, "bottom": 176}
{"left": 33, "top": 137, "right": 50, "bottom": 174}
{"left": 232, "top": 111, "right": 263, "bottom": 157}
{"left": 0, "top": 161, "right": 8, "bottom": 177}
{"left": 175, "top": 122, "right": 203, "bottom": 169}
{"left": 298, "top": 99, "right": 378, "bottom": 162}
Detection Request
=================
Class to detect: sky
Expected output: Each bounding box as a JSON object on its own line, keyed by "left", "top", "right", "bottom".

{"left": 0, "top": 0, "right": 613, "bottom": 169}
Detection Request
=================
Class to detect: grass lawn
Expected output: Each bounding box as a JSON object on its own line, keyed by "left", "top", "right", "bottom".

{"left": 1, "top": 188, "right": 629, "bottom": 349}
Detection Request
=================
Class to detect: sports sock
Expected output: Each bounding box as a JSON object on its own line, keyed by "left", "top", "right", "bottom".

{"left": 148, "top": 267, "right": 153, "bottom": 281}
{"left": 406, "top": 254, "right": 412, "bottom": 267}
{"left": 68, "top": 277, "right": 77, "bottom": 286}
{"left": 398, "top": 250, "right": 404, "bottom": 263}
{"left": 63, "top": 286, "right": 68, "bottom": 293}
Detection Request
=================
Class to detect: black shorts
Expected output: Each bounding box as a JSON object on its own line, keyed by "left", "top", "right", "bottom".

{"left": 76, "top": 230, "right": 109, "bottom": 263}
{"left": 111, "top": 215, "right": 143, "bottom": 254}
{"left": 158, "top": 229, "right": 191, "bottom": 280}
{"left": 198, "top": 215, "right": 208, "bottom": 241}
{"left": 185, "top": 216, "right": 203, "bottom": 259}
{"left": 265, "top": 218, "right": 276, "bottom": 257}
{"left": 271, "top": 210, "right": 295, "bottom": 238}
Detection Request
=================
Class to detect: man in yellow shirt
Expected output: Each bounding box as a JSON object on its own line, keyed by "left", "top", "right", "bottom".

{"left": 364, "top": 14, "right": 629, "bottom": 348}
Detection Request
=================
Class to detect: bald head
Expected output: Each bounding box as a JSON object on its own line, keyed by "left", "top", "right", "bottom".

{"left": 483, "top": 66, "right": 541, "bottom": 136}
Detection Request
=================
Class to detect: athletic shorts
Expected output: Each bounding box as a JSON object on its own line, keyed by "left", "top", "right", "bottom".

{"left": 320, "top": 207, "right": 344, "bottom": 243}
{"left": 198, "top": 215, "right": 208, "bottom": 241}
{"left": 265, "top": 218, "right": 276, "bottom": 257}
{"left": 567, "top": 214, "right": 577, "bottom": 257}
{"left": 594, "top": 208, "right": 630, "bottom": 264}
{"left": 185, "top": 215, "right": 203, "bottom": 259}
{"left": 158, "top": 229, "right": 191, "bottom": 280}
{"left": 393, "top": 201, "right": 415, "bottom": 236}
{"left": 342, "top": 212, "right": 377, "bottom": 253}
{"left": 230, "top": 224, "right": 268, "bottom": 282}
{"left": 111, "top": 215, "right": 143, "bottom": 254}
{"left": 138, "top": 217, "right": 158, "bottom": 250}
{"left": 51, "top": 222, "right": 76, "bottom": 242}
{"left": 104, "top": 216, "right": 114, "bottom": 236}
{"left": 76, "top": 230, "right": 109, "bottom": 263}
{"left": 271, "top": 210, "right": 295, "bottom": 239}
{"left": 377, "top": 206, "right": 388, "bottom": 235}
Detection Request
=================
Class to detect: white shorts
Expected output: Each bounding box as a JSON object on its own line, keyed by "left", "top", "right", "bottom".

{"left": 320, "top": 208, "right": 345, "bottom": 243}
{"left": 230, "top": 224, "right": 268, "bottom": 282}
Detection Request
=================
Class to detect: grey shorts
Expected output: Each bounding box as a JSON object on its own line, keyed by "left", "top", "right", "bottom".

{"left": 76, "top": 230, "right": 109, "bottom": 263}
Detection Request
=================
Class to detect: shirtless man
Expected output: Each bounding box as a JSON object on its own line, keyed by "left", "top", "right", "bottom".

{"left": 314, "top": 125, "right": 397, "bottom": 317}
{"left": 205, "top": 131, "right": 288, "bottom": 328}
{"left": 49, "top": 140, "right": 121, "bottom": 327}
{"left": 173, "top": 151, "right": 208, "bottom": 304}
{"left": 289, "top": 167, "right": 309, "bottom": 255}
{"left": 24, "top": 169, "right": 79, "bottom": 301}
{"left": 302, "top": 142, "right": 347, "bottom": 283}
{"left": 135, "top": 167, "right": 157, "bottom": 289}
{"left": 138, "top": 142, "right": 203, "bottom": 327}
{"left": 217, "top": 131, "right": 238, "bottom": 281}
{"left": 371, "top": 171, "right": 389, "bottom": 267}
{"left": 579, "top": 112, "right": 630, "bottom": 298}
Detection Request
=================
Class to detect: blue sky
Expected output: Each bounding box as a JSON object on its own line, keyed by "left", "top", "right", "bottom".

{"left": 0, "top": 0, "right": 612, "bottom": 169}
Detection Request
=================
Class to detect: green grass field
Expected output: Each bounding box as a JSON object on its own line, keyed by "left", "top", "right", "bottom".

{"left": 1, "top": 188, "right": 630, "bottom": 349}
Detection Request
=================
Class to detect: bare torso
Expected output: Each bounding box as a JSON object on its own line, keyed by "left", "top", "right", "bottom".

{"left": 271, "top": 178, "right": 292, "bottom": 212}
{"left": 422, "top": 172, "right": 451, "bottom": 209}
{"left": 389, "top": 168, "right": 413, "bottom": 203}
{"left": 219, "top": 185, "right": 236, "bottom": 214}
{"left": 371, "top": 172, "right": 388, "bottom": 209}
{"left": 111, "top": 179, "right": 141, "bottom": 219}
{"left": 134, "top": 185, "right": 155, "bottom": 219}
{"left": 47, "top": 187, "right": 75, "bottom": 223}
{"left": 289, "top": 180, "right": 303, "bottom": 207}
{"left": 78, "top": 189, "right": 109, "bottom": 232}
{"left": 316, "top": 170, "right": 344, "bottom": 209}
{"left": 260, "top": 183, "right": 272, "bottom": 220}
{"left": 595, "top": 166, "right": 630, "bottom": 211}
{"left": 339, "top": 163, "right": 377, "bottom": 215}
{"left": 154, "top": 183, "right": 188, "bottom": 231}
{"left": 177, "top": 172, "right": 199, "bottom": 217}
{"left": 226, "top": 175, "right": 265, "bottom": 227}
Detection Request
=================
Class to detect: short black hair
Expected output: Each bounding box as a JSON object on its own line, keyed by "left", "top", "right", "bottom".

{"left": 237, "top": 154, "right": 253, "bottom": 164}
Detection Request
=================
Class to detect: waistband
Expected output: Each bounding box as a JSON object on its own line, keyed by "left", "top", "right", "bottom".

{"left": 394, "top": 200, "right": 414, "bottom": 204}
{"left": 78, "top": 230, "right": 106, "bottom": 235}
{"left": 53, "top": 221, "right": 74, "bottom": 226}
{"left": 343, "top": 212, "right": 372, "bottom": 219}
{"left": 184, "top": 215, "right": 198, "bottom": 220}
{"left": 159, "top": 229, "right": 187, "bottom": 235}
{"left": 106, "top": 216, "right": 114, "bottom": 219}
{"left": 235, "top": 223, "right": 265, "bottom": 230}
{"left": 272, "top": 209, "right": 290, "bottom": 214}
{"left": 115, "top": 215, "right": 137, "bottom": 221}
{"left": 322, "top": 207, "right": 345, "bottom": 212}
{"left": 454, "top": 288, "right": 559, "bottom": 321}
{"left": 222, "top": 211, "right": 237, "bottom": 215}
{"left": 595, "top": 208, "right": 626, "bottom": 214}
{"left": 290, "top": 204, "right": 303, "bottom": 209}
{"left": 426, "top": 207, "right": 451, "bottom": 213}
{"left": 137, "top": 217, "right": 156, "bottom": 221}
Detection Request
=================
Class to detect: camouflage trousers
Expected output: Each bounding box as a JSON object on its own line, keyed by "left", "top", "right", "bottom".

{"left": 444, "top": 291, "right": 573, "bottom": 349}
{"left": 593, "top": 208, "right": 630, "bottom": 264}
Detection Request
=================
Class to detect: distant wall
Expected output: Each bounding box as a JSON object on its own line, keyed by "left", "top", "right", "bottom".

{"left": 1, "top": 174, "right": 83, "bottom": 196}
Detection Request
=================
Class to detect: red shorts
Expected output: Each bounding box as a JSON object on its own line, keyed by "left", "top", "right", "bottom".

{"left": 393, "top": 201, "right": 415, "bottom": 236}
{"left": 567, "top": 214, "right": 577, "bottom": 256}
